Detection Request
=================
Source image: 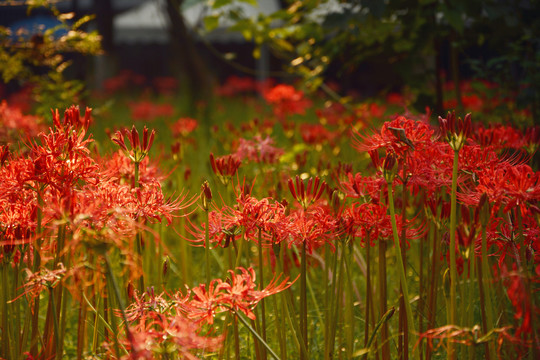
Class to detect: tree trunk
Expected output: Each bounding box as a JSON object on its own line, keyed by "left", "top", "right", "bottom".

{"left": 165, "top": 0, "right": 214, "bottom": 107}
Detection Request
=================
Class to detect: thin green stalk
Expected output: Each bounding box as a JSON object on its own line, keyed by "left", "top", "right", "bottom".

{"left": 48, "top": 287, "right": 61, "bottom": 358}
{"left": 329, "top": 244, "right": 346, "bottom": 359}
{"left": 13, "top": 258, "right": 21, "bottom": 360}
{"left": 278, "top": 247, "right": 308, "bottom": 359}
{"left": 77, "top": 287, "right": 87, "bottom": 360}
{"left": 476, "top": 254, "right": 492, "bottom": 360}
{"left": 234, "top": 310, "right": 282, "bottom": 360}
{"left": 466, "top": 233, "right": 476, "bottom": 360}
{"left": 30, "top": 189, "right": 44, "bottom": 357}
{"left": 344, "top": 241, "right": 355, "bottom": 358}
{"left": 273, "top": 293, "right": 286, "bottom": 360}
{"left": 1, "top": 261, "right": 13, "bottom": 360}
{"left": 378, "top": 237, "right": 390, "bottom": 360}
{"left": 205, "top": 208, "right": 211, "bottom": 286}
{"left": 258, "top": 229, "right": 267, "bottom": 360}
{"left": 20, "top": 293, "right": 33, "bottom": 357}
{"left": 104, "top": 253, "right": 132, "bottom": 358}
{"left": 426, "top": 201, "right": 442, "bottom": 360}
{"left": 299, "top": 241, "right": 308, "bottom": 360}
{"left": 448, "top": 149, "right": 460, "bottom": 360}
{"left": 387, "top": 181, "right": 418, "bottom": 360}
{"left": 418, "top": 229, "right": 425, "bottom": 360}
{"left": 57, "top": 281, "right": 69, "bottom": 360}
{"left": 367, "top": 307, "right": 396, "bottom": 352}
{"left": 364, "top": 234, "right": 371, "bottom": 351}
{"left": 400, "top": 160, "right": 409, "bottom": 360}
{"left": 325, "top": 241, "right": 339, "bottom": 360}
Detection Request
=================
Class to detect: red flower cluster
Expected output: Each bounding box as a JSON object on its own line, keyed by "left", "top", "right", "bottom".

{"left": 0, "top": 100, "right": 43, "bottom": 141}
{"left": 263, "top": 84, "right": 312, "bottom": 118}
{"left": 129, "top": 100, "right": 174, "bottom": 121}
{"left": 171, "top": 117, "right": 198, "bottom": 137}
{"left": 233, "top": 135, "right": 284, "bottom": 164}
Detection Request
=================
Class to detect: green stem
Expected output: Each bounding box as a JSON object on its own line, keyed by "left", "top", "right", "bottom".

{"left": 104, "top": 253, "right": 131, "bottom": 357}
{"left": 48, "top": 287, "right": 61, "bottom": 358}
{"left": 387, "top": 180, "right": 418, "bottom": 360}
{"left": 299, "top": 241, "right": 308, "bottom": 360}
{"left": 344, "top": 242, "right": 355, "bottom": 358}
{"left": 325, "top": 242, "right": 339, "bottom": 360}
{"left": 257, "top": 229, "right": 267, "bottom": 360}
{"left": 448, "top": 149, "right": 460, "bottom": 360}
{"left": 378, "top": 237, "right": 390, "bottom": 360}
{"left": 30, "top": 189, "right": 44, "bottom": 357}
{"left": 205, "top": 209, "right": 211, "bottom": 286}
{"left": 1, "top": 261, "right": 12, "bottom": 360}
{"left": 234, "top": 310, "right": 282, "bottom": 360}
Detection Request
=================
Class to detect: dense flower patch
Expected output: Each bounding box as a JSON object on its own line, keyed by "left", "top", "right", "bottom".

{"left": 0, "top": 79, "right": 539, "bottom": 359}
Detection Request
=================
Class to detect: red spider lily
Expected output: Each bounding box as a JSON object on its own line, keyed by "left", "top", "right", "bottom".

{"left": 219, "top": 267, "right": 292, "bottom": 320}
{"left": 171, "top": 117, "right": 198, "bottom": 137}
{"left": 300, "top": 123, "right": 336, "bottom": 145}
{"left": 417, "top": 324, "right": 519, "bottom": 357}
{"left": 183, "top": 280, "right": 228, "bottom": 325}
{"left": 124, "top": 287, "right": 172, "bottom": 323}
{"left": 460, "top": 162, "right": 540, "bottom": 214}
{"left": 353, "top": 116, "right": 434, "bottom": 157}
{"left": 27, "top": 118, "right": 99, "bottom": 192}
{"left": 209, "top": 153, "right": 241, "bottom": 184}
{"left": 131, "top": 180, "right": 196, "bottom": 225}
{"left": 215, "top": 193, "right": 288, "bottom": 244}
{"left": 405, "top": 145, "right": 454, "bottom": 195}
{"left": 233, "top": 135, "right": 284, "bottom": 164}
{"left": 340, "top": 172, "right": 385, "bottom": 202}
{"left": 342, "top": 202, "right": 390, "bottom": 245}
{"left": 123, "top": 314, "right": 223, "bottom": 360}
{"left": 354, "top": 102, "right": 387, "bottom": 124}
{"left": 438, "top": 111, "right": 472, "bottom": 151}
{"left": 285, "top": 205, "right": 338, "bottom": 254}
{"left": 182, "top": 267, "right": 292, "bottom": 324}
{"left": 216, "top": 75, "right": 258, "bottom": 96}
{"left": 0, "top": 144, "right": 9, "bottom": 166}
{"left": 0, "top": 100, "right": 43, "bottom": 140}
{"left": 112, "top": 125, "right": 156, "bottom": 164}
{"left": 184, "top": 209, "right": 240, "bottom": 248}
{"left": 0, "top": 200, "right": 36, "bottom": 252}
{"left": 11, "top": 263, "right": 67, "bottom": 303}
{"left": 100, "top": 150, "right": 164, "bottom": 185}
{"left": 128, "top": 100, "right": 174, "bottom": 121}
{"left": 51, "top": 105, "right": 92, "bottom": 132}
{"left": 119, "top": 287, "right": 223, "bottom": 359}
{"left": 472, "top": 123, "right": 526, "bottom": 150}
{"left": 288, "top": 175, "right": 327, "bottom": 210}
{"left": 263, "top": 84, "right": 312, "bottom": 118}
{"left": 501, "top": 264, "right": 534, "bottom": 338}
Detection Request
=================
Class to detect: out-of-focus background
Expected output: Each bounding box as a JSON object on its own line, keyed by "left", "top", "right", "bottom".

{"left": 1, "top": 0, "right": 539, "bottom": 124}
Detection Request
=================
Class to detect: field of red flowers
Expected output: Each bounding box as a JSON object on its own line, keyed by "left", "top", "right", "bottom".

{"left": 0, "top": 75, "right": 539, "bottom": 360}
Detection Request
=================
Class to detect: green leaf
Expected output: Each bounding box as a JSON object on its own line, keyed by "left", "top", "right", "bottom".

{"left": 212, "top": 0, "right": 233, "bottom": 9}
{"left": 238, "top": 0, "right": 257, "bottom": 6}
{"left": 204, "top": 15, "right": 220, "bottom": 32}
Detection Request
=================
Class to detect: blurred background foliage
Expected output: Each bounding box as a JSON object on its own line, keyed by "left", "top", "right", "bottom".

{"left": 0, "top": 0, "right": 539, "bottom": 125}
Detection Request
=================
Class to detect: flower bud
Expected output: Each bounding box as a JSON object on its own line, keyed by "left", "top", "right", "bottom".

{"left": 201, "top": 181, "right": 212, "bottom": 211}
{"left": 127, "top": 281, "right": 135, "bottom": 300}
{"left": 162, "top": 257, "right": 170, "bottom": 286}
{"left": 382, "top": 152, "right": 398, "bottom": 183}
